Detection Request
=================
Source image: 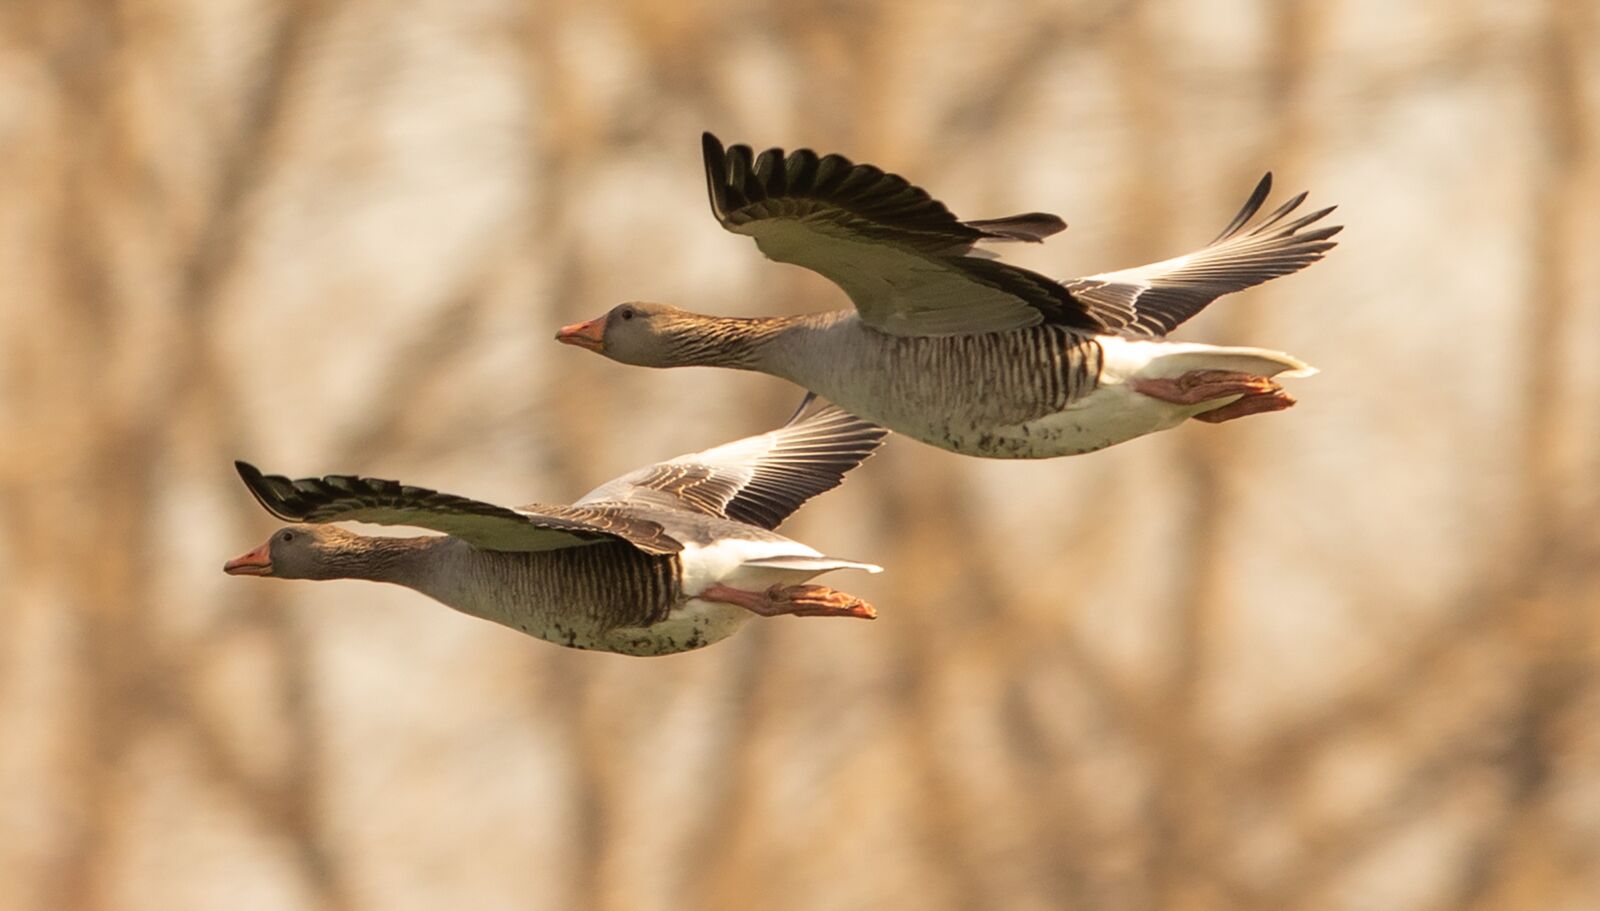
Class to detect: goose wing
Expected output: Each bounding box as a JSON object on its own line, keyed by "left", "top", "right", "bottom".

{"left": 703, "top": 132, "right": 1097, "bottom": 336}
{"left": 1063, "top": 173, "right": 1342, "bottom": 337}
{"left": 234, "top": 461, "right": 681, "bottom": 555}
{"left": 706, "top": 134, "right": 1339, "bottom": 339}
{"left": 576, "top": 396, "right": 886, "bottom": 530}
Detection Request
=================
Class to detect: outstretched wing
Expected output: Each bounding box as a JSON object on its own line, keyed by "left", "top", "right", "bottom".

{"left": 1063, "top": 173, "right": 1342, "bottom": 337}
{"left": 703, "top": 132, "right": 1092, "bottom": 336}
{"left": 234, "top": 461, "right": 682, "bottom": 555}
{"left": 576, "top": 396, "right": 887, "bottom": 530}
{"left": 705, "top": 134, "right": 1339, "bottom": 340}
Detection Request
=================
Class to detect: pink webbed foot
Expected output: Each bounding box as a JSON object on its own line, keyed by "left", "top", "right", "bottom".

{"left": 700, "top": 583, "right": 877, "bottom": 620}
{"left": 1191, "top": 387, "right": 1296, "bottom": 423}
{"left": 1130, "top": 370, "right": 1296, "bottom": 424}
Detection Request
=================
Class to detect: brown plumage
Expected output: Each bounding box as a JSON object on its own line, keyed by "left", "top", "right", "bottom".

{"left": 556, "top": 133, "right": 1338, "bottom": 459}
{"left": 224, "top": 403, "right": 888, "bottom": 655}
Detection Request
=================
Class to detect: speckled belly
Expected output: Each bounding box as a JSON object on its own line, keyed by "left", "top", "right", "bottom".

{"left": 926, "top": 383, "right": 1202, "bottom": 458}
{"left": 420, "top": 543, "right": 731, "bottom": 656}
{"left": 595, "top": 599, "right": 753, "bottom": 656}
{"left": 458, "top": 593, "right": 751, "bottom": 657}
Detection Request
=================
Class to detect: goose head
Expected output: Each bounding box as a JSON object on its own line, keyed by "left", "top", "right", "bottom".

{"left": 556, "top": 301, "right": 721, "bottom": 367}
{"left": 223, "top": 525, "right": 366, "bottom": 580}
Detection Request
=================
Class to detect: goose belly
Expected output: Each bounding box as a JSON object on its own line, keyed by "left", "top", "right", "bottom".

{"left": 424, "top": 543, "right": 745, "bottom": 657}
{"left": 459, "top": 592, "right": 749, "bottom": 657}
{"left": 598, "top": 599, "right": 753, "bottom": 657}
{"left": 935, "top": 382, "right": 1200, "bottom": 457}
{"left": 809, "top": 328, "right": 1229, "bottom": 458}
{"left": 432, "top": 538, "right": 842, "bottom": 657}
{"left": 807, "top": 326, "right": 1120, "bottom": 458}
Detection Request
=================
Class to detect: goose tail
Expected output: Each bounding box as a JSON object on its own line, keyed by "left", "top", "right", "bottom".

{"left": 741, "top": 555, "right": 883, "bottom": 575}
{"left": 1137, "top": 342, "right": 1317, "bottom": 380}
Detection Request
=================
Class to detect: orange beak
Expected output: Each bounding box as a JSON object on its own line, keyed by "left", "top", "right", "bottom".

{"left": 555, "top": 316, "right": 606, "bottom": 352}
{"left": 223, "top": 540, "right": 273, "bottom": 576}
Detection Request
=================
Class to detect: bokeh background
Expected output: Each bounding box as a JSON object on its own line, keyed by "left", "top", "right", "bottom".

{"left": 2, "top": 1, "right": 1598, "bottom": 909}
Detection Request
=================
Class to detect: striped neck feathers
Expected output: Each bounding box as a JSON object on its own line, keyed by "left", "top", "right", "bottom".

{"left": 621, "top": 311, "right": 835, "bottom": 371}
{"left": 297, "top": 532, "right": 443, "bottom": 586}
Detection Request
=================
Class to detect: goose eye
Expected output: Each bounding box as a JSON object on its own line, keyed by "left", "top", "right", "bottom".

{"left": 279, "top": 531, "right": 295, "bottom": 543}
{"left": 618, "top": 307, "right": 635, "bottom": 321}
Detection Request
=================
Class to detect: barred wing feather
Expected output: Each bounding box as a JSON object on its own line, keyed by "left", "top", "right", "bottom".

{"left": 577, "top": 398, "right": 886, "bottom": 530}
{"left": 234, "top": 461, "right": 681, "bottom": 555}
{"left": 1064, "top": 174, "right": 1341, "bottom": 337}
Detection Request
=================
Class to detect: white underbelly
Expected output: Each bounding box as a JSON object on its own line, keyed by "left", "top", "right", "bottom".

{"left": 599, "top": 599, "right": 753, "bottom": 656}
{"left": 959, "top": 382, "right": 1223, "bottom": 457}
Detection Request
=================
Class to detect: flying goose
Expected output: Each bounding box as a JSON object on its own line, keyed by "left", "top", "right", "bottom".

{"left": 556, "top": 133, "right": 1340, "bottom": 459}
{"left": 223, "top": 401, "right": 887, "bottom": 656}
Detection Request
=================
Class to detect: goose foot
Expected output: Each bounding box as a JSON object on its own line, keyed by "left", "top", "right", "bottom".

{"left": 700, "top": 583, "right": 877, "bottom": 620}
{"left": 1191, "top": 386, "right": 1296, "bottom": 423}
{"left": 1131, "top": 370, "right": 1296, "bottom": 423}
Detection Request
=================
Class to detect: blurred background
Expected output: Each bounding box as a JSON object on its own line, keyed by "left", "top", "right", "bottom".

{"left": 2, "top": 0, "right": 1598, "bottom": 909}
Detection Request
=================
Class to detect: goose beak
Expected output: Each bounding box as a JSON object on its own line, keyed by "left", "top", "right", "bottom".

{"left": 224, "top": 540, "right": 274, "bottom": 576}
{"left": 555, "top": 317, "right": 606, "bottom": 352}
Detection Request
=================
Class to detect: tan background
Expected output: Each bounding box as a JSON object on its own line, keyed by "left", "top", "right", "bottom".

{"left": 2, "top": 1, "right": 1598, "bottom": 909}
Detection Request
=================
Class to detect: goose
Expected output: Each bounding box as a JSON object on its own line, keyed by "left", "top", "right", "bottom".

{"left": 222, "top": 401, "right": 886, "bottom": 657}
{"left": 556, "top": 133, "right": 1340, "bottom": 459}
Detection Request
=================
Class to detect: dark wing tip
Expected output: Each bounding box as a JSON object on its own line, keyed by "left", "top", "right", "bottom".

{"left": 234, "top": 460, "right": 274, "bottom": 513}
{"left": 782, "top": 391, "right": 821, "bottom": 427}
{"left": 965, "top": 212, "right": 1069, "bottom": 243}
{"left": 1027, "top": 212, "right": 1068, "bottom": 237}
{"left": 1211, "top": 173, "right": 1276, "bottom": 244}
{"left": 696, "top": 131, "right": 981, "bottom": 249}
{"left": 234, "top": 460, "right": 302, "bottom": 521}
{"left": 701, "top": 132, "right": 731, "bottom": 222}
{"left": 701, "top": 132, "right": 726, "bottom": 166}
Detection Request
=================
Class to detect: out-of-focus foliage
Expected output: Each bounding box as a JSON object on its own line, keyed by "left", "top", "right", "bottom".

{"left": 1, "top": 1, "right": 1596, "bottom": 909}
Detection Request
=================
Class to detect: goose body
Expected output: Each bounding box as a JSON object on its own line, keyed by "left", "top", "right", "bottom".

{"left": 557, "top": 134, "right": 1337, "bottom": 459}
{"left": 224, "top": 403, "right": 886, "bottom": 656}
{"left": 392, "top": 527, "right": 869, "bottom": 656}
{"left": 743, "top": 316, "right": 1312, "bottom": 458}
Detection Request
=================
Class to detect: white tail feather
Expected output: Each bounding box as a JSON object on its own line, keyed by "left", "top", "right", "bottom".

{"left": 741, "top": 556, "right": 883, "bottom": 574}
{"left": 1130, "top": 342, "right": 1317, "bottom": 380}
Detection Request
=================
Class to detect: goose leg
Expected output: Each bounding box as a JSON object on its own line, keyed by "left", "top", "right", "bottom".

{"left": 1130, "top": 370, "right": 1296, "bottom": 423}
{"left": 699, "top": 583, "right": 877, "bottom": 620}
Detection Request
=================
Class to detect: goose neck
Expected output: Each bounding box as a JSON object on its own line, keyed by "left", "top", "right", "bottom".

{"left": 329, "top": 535, "right": 447, "bottom": 587}
{"left": 671, "top": 312, "right": 835, "bottom": 374}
